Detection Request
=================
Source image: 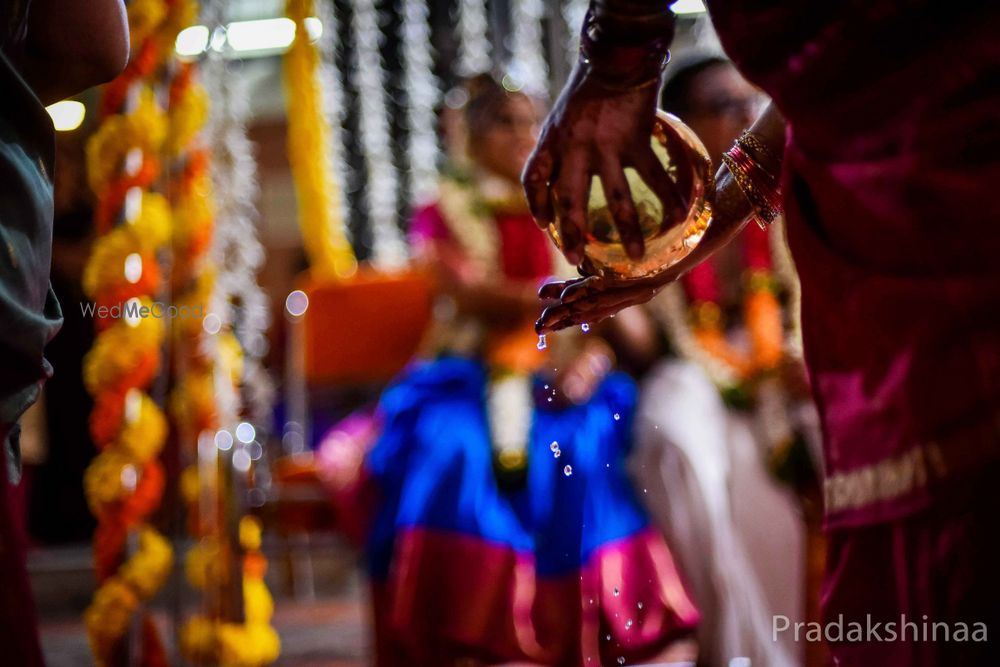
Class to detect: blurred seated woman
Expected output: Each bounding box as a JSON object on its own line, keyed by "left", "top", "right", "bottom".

{"left": 317, "top": 75, "right": 698, "bottom": 667}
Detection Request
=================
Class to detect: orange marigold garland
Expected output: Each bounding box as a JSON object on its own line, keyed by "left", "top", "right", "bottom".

{"left": 81, "top": 0, "right": 192, "bottom": 664}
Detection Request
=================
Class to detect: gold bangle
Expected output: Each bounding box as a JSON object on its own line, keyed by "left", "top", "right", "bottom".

{"left": 737, "top": 130, "right": 779, "bottom": 164}
{"left": 721, "top": 153, "right": 779, "bottom": 230}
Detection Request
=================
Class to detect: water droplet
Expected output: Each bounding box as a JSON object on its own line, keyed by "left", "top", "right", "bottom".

{"left": 563, "top": 465, "right": 573, "bottom": 476}
{"left": 637, "top": 602, "right": 643, "bottom": 609}
{"left": 554, "top": 450, "right": 561, "bottom": 458}
{"left": 550, "top": 441, "right": 559, "bottom": 452}
{"left": 613, "top": 587, "right": 619, "bottom": 596}
{"left": 625, "top": 619, "right": 633, "bottom": 630}
{"left": 544, "top": 384, "right": 550, "bottom": 390}
{"left": 536, "top": 334, "right": 547, "bottom": 350}
{"left": 581, "top": 323, "right": 590, "bottom": 332}
{"left": 613, "top": 413, "right": 621, "bottom": 421}
{"left": 606, "top": 634, "right": 611, "bottom": 641}
{"left": 618, "top": 657, "right": 625, "bottom": 665}
{"left": 547, "top": 397, "right": 553, "bottom": 402}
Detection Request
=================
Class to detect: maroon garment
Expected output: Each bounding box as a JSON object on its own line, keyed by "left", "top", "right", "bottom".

{"left": 821, "top": 462, "right": 1000, "bottom": 666}
{"left": 0, "top": 424, "right": 45, "bottom": 667}
{"left": 708, "top": 0, "right": 1000, "bottom": 527}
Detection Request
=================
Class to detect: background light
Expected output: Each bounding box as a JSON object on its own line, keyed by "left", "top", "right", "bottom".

{"left": 672, "top": 0, "right": 707, "bottom": 14}
{"left": 176, "top": 25, "right": 210, "bottom": 57}
{"left": 175, "top": 17, "right": 322, "bottom": 57}
{"left": 45, "top": 100, "right": 85, "bottom": 131}
{"left": 285, "top": 290, "right": 309, "bottom": 317}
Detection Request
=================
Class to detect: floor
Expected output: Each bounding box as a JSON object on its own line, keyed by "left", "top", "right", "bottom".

{"left": 32, "top": 534, "right": 371, "bottom": 667}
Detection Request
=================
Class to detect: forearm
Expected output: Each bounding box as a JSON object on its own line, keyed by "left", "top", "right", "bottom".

{"left": 17, "top": 0, "right": 128, "bottom": 104}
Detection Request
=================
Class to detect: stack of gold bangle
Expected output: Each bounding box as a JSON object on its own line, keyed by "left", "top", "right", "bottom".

{"left": 722, "top": 130, "right": 783, "bottom": 231}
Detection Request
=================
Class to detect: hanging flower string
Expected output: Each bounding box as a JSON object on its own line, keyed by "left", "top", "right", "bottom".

{"left": 351, "top": 0, "right": 409, "bottom": 268}
{"left": 80, "top": 0, "right": 194, "bottom": 663}
{"left": 401, "top": 0, "right": 442, "bottom": 206}
{"left": 652, "top": 225, "right": 788, "bottom": 399}
{"left": 456, "top": 0, "right": 491, "bottom": 75}
{"left": 509, "top": 0, "right": 550, "bottom": 95}
{"left": 179, "top": 516, "right": 281, "bottom": 666}
{"left": 283, "top": 0, "right": 357, "bottom": 278}
{"left": 167, "top": 1, "right": 279, "bottom": 663}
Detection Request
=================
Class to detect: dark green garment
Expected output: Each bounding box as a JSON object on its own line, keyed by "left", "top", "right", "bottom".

{"left": 0, "top": 45, "right": 62, "bottom": 667}
{"left": 0, "top": 51, "right": 62, "bottom": 481}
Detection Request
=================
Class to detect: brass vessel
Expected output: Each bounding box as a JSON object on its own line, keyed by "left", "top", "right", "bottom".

{"left": 548, "top": 111, "right": 714, "bottom": 280}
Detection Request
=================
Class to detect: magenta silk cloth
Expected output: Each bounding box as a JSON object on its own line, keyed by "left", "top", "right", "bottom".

{"left": 707, "top": 0, "right": 1000, "bottom": 527}
{"left": 411, "top": 202, "right": 554, "bottom": 283}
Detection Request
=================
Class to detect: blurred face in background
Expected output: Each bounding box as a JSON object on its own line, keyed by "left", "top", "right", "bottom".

{"left": 468, "top": 93, "right": 540, "bottom": 185}
{"left": 682, "top": 62, "right": 763, "bottom": 163}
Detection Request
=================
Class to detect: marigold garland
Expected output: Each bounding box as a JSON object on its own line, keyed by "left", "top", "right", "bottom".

{"left": 283, "top": 0, "right": 357, "bottom": 278}
{"left": 167, "top": 6, "right": 279, "bottom": 663}
{"left": 180, "top": 517, "right": 281, "bottom": 667}
{"left": 81, "top": 0, "right": 189, "bottom": 662}
{"left": 85, "top": 527, "right": 174, "bottom": 664}
{"left": 655, "top": 226, "right": 789, "bottom": 395}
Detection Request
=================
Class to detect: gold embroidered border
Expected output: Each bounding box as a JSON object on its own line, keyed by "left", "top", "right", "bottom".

{"left": 824, "top": 411, "right": 1000, "bottom": 516}
{"left": 824, "top": 445, "right": 933, "bottom": 514}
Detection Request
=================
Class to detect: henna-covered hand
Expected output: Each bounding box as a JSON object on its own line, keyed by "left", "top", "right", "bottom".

{"left": 521, "top": 62, "right": 690, "bottom": 266}
{"left": 536, "top": 271, "right": 675, "bottom": 334}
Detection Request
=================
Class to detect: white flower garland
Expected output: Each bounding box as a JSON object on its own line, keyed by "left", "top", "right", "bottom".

{"left": 487, "top": 372, "right": 533, "bottom": 459}
{"left": 456, "top": 0, "right": 491, "bottom": 76}
{"left": 203, "top": 3, "right": 274, "bottom": 424}
{"left": 315, "top": 0, "right": 352, "bottom": 236}
{"left": 509, "top": 0, "right": 549, "bottom": 96}
{"left": 561, "top": 0, "right": 589, "bottom": 68}
{"left": 401, "top": 0, "right": 442, "bottom": 206}
{"left": 351, "top": 0, "right": 408, "bottom": 268}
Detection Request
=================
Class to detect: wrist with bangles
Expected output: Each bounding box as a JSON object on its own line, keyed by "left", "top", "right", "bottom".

{"left": 721, "top": 130, "right": 784, "bottom": 230}
{"left": 578, "top": 2, "right": 674, "bottom": 91}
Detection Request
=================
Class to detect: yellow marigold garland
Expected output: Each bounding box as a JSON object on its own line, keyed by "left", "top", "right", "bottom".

{"left": 86, "top": 88, "right": 167, "bottom": 196}
{"left": 283, "top": 0, "right": 357, "bottom": 278}
{"left": 180, "top": 518, "right": 281, "bottom": 667}
{"left": 81, "top": 0, "right": 189, "bottom": 662}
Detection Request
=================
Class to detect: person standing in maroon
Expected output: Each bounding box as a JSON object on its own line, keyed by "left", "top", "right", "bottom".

{"left": 526, "top": 1, "right": 1000, "bottom": 664}
{"left": 1, "top": 2, "right": 129, "bottom": 664}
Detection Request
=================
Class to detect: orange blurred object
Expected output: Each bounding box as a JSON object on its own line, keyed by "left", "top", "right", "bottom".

{"left": 296, "top": 267, "right": 434, "bottom": 385}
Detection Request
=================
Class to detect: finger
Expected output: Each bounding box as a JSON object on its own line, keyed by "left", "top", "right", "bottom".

{"left": 558, "top": 275, "right": 602, "bottom": 303}
{"left": 536, "top": 305, "right": 578, "bottom": 333}
{"left": 597, "top": 157, "right": 644, "bottom": 260}
{"left": 553, "top": 151, "right": 592, "bottom": 266}
{"left": 635, "top": 146, "right": 687, "bottom": 228}
{"left": 522, "top": 143, "right": 556, "bottom": 227}
{"left": 538, "top": 279, "right": 577, "bottom": 300}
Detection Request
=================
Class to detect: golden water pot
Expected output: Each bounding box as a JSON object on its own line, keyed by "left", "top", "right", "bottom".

{"left": 547, "top": 111, "right": 714, "bottom": 280}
